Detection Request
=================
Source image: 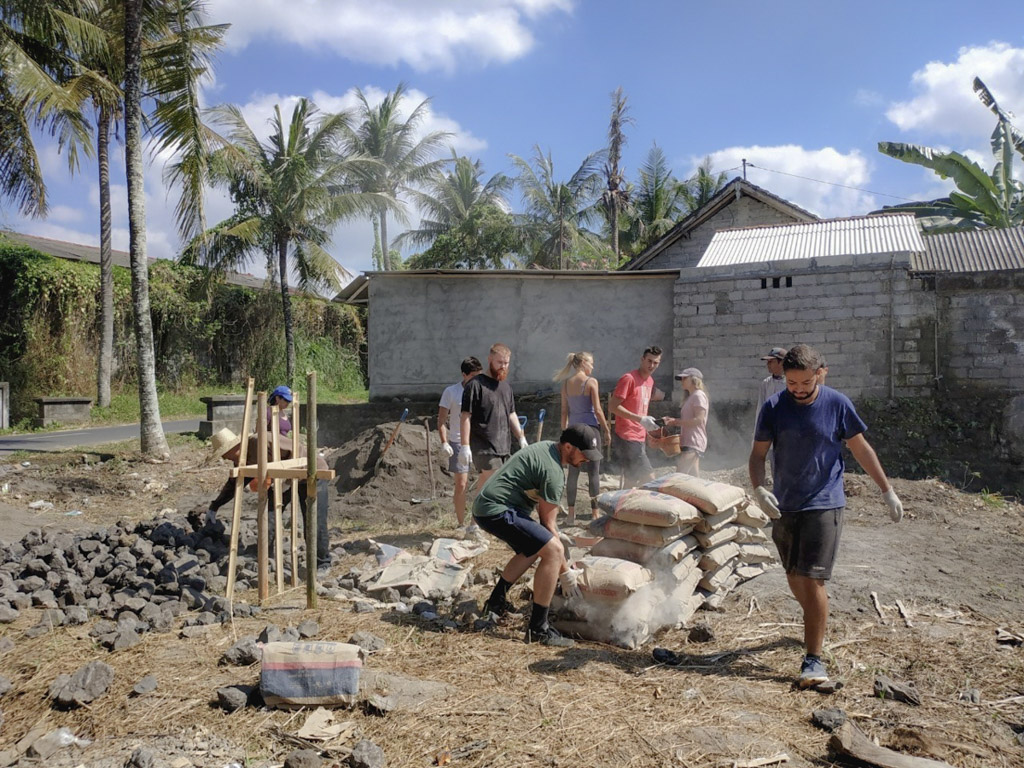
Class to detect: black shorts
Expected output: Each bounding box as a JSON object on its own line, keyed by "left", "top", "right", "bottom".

{"left": 771, "top": 507, "right": 844, "bottom": 580}
{"left": 612, "top": 434, "right": 652, "bottom": 482}
{"left": 473, "top": 452, "right": 507, "bottom": 472}
{"left": 474, "top": 508, "right": 553, "bottom": 558}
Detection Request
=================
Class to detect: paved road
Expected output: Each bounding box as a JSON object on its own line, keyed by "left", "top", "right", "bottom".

{"left": 0, "top": 420, "right": 201, "bottom": 457}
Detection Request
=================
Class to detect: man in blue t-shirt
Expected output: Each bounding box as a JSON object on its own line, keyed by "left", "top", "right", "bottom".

{"left": 748, "top": 344, "right": 904, "bottom": 689}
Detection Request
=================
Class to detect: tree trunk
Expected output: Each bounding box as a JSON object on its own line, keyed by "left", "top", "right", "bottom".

{"left": 96, "top": 107, "right": 113, "bottom": 408}
{"left": 124, "top": 0, "right": 169, "bottom": 460}
{"left": 611, "top": 196, "right": 620, "bottom": 260}
{"left": 279, "top": 237, "right": 295, "bottom": 385}
{"left": 379, "top": 208, "right": 390, "bottom": 271}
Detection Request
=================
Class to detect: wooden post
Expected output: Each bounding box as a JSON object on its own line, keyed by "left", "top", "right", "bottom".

{"left": 225, "top": 377, "right": 254, "bottom": 600}
{"left": 271, "top": 408, "right": 284, "bottom": 593}
{"left": 290, "top": 391, "right": 300, "bottom": 588}
{"left": 424, "top": 417, "right": 435, "bottom": 499}
{"left": 257, "top": 391, "right": 269, "bottom": 603}
{"left": 305, "top": 371, "right": 318, "bottom": 609}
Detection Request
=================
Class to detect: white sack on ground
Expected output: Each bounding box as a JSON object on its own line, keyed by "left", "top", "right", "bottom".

{"left": 589, "top": 516, "right": 693, "bottom": 547}
{"left": 578, "top": 556, "right": 654, "bottom": 600}
{"left": 695, "top": 526, "right": 738, "bottom": 549}
{"left": 699, "top": 541, "right": 741, "bottom": 571}
{"left": 695, "top": 505, "right": 739, "bottom": 533}
{"left": 595, "top": 489, "right": 702, "bottom": 527}
{"left": 641, "top": 473, "right": 746, "bottom": 515}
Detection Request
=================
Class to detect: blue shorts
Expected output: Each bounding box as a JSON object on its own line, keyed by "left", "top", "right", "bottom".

{"left": 447, "top": 441, "right": 471, "bottom": 474}
{"left": 474, "top": 508, "right": 552, "bottom": 558}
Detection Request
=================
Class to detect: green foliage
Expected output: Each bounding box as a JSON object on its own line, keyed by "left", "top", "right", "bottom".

{"left": 0, "top": 241, "right": 366, "bottom": 422}
{"left": 406, "top": 203, "right": 521, "bottom": 269}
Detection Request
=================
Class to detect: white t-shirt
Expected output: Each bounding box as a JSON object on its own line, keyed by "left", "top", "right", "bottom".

{"left": 439, "top": 381, "right": 465, "bottom": 444}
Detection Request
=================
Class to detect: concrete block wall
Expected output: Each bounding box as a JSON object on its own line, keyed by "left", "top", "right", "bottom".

{"left": 938, "top": 271, "right": 1024, "bottom": 389}
{"left": 643, "top": 196, "right": 804, "bottom": 271}
{"left": 367, "top": 272, "right": 678, "bottom": 400}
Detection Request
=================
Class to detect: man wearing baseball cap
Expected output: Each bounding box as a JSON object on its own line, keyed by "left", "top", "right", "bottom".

{"left": 472, "top": 424, "right": 602, "bottom": 647}
{"left": 758, "top": 347, "right": 788, "bottom": 412}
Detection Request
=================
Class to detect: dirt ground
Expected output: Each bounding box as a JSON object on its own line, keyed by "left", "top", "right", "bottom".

{"left": 0, "top": 423, "right": 1022, "bottom": 767}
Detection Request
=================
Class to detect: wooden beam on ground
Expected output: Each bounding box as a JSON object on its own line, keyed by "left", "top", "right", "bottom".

{"left": 829, "top": 721, "right": 956, "bottom": 768}
{"left": 306, "top": 371, "right": 318, "bottom": 609}
{"left": 225, "top": 377, "right": 254, "bottom": 601}
{"left": 290, "top": 391, "right": 300, "bottom": 588}
{"left": 257, "top": 392, "right": 269, "bottom": 603}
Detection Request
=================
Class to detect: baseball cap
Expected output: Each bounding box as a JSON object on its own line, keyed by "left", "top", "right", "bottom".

{"left": 674, "top": 367, "right": 703, "bottom": 380}
{"left": 760, "top": 347, "right": 787, "bottom": 361}
{"left": 560, "top": 424, "right": 603, "bottom": 462}
{"left": 270, "top": 385, "right": 293, "bottom": 403}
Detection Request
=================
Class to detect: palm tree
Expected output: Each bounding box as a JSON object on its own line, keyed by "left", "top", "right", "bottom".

{"left": 0, "top": 0, "right": 107, "bottom": 216}
{"left": 510, "top": 145, "right": 606, "bottom": 269}
{"left": 396, "top": 151, "right": 511, "bottom": 249}
{"left": 599, "top": 87, "right": 633, "bottom": 259}
{"left": 343, "top": 83, "right": 451, "bottom": 269}
{"left": 680, "top": 155, "right": 728, "bottom": 214}
{"left": 878, "top": 78, "right": 1024, "bottom": 232}
{"left": 124, "top": 0, "right": 168, "bottom": 459}
{"left": 186, "top": 99, "right": 385, "bottom": 382}
{"left": 622, "top": 142, "right": 686, "bottom": 255}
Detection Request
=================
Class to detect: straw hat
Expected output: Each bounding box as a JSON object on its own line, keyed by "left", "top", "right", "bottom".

{"left": 211, "top": 427, "right": 240, "bottom": 458}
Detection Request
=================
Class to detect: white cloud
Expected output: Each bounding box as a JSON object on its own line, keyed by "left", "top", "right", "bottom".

{"left": 886, "top": 42, "right": 1024, "bottom": 140}
{"left": 695, "top": 145, "right": 875, "bottom": 218}
{"left": 48, "top": 205, "right": 85, "bottom": 224}
{"left": 208, "top": 0, "right": 573, "bottom": 72}
{"left": 854, "top": 88, "right": 884, "bottom": 108}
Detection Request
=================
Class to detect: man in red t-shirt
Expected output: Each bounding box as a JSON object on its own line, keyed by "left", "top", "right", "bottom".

{"left": 609, "top": 346, "right": 665, "bottom": 486}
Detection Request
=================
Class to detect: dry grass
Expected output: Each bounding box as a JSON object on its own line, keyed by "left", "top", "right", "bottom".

{"left": 1, "top": 512, "right": 1022, "bottom": 768}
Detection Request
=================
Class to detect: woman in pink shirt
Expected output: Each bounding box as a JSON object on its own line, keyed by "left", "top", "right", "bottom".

{"left": 665, "top": 367, "right": 709, "bottom": 477}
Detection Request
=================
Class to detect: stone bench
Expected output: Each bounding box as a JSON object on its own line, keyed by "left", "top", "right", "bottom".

{"left": 199, "top": 394, "right": 256, "bottom": 439}
{"left": 34, "top": 397, "right": 93, "bottom": 428}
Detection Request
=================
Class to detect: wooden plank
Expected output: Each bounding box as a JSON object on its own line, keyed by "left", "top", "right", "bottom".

{"left": 290, "top": 391, "right": 300, "bottom": 588}
{"left": 829, "top": 721, "right": 956, "bottom": 768}
{"left": 232, "top": 467, "right": 335, "bottom": 480}
{"left": 225, "top": 377, "right": 254, "bottom": 600}
{"left": 272, "top": 408, "right": 283, "bottom": 593}
{"left": 257, "top": 392, "right": 268, "bottom": 603}
{"left": 306, "top": 371, "right": 318, "bottom": 609}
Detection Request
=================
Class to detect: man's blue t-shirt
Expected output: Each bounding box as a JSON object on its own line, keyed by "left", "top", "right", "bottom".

{"left": 754, "top": 385, "right": 867, "bottom": 512}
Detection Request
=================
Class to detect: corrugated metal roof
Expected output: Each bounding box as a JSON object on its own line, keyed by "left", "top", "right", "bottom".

{"left": 696, "top": 213, "right": 924, "bottom": 268}
{"left": 914, "top": 226, "right": 1024, "bottom": 273}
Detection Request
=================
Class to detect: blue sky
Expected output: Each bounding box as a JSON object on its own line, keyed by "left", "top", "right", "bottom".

{"left": 4, "top": 0, "right": 1024, "bottom": 280}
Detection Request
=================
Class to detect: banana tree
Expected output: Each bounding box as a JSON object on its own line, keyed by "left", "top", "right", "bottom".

{"left": 877, "top": 77, "right": 1024, "bottom": 232}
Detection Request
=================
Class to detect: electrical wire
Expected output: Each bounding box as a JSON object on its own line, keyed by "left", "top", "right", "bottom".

{"left": 744, "top": 162, "right": 916, "bottom": 202}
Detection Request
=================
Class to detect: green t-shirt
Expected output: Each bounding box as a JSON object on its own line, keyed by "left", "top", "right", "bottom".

{"left": 472, "top": 441, "right": 565, "bottom": 519}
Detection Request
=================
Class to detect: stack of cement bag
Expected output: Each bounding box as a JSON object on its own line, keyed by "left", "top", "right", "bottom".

{"left": 552, "top": 473, "right": 775, "bottom": 648}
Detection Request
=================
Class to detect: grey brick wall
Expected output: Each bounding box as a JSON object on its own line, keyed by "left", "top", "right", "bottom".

{"left": 643, "top": 197, "right": 804, "bottom": 271}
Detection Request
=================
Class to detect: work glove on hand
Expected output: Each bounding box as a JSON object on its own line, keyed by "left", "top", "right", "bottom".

{"left": 519, "top": 435, "right": 529, "bottom": 450}
{"left": 440, "top": 442, "right": 454, "bottom": 459}
{"left": 458, "top": 445, "right": 472, "bottom": 467}
{"left": 639, "top": 415, "right": 659, "bottom": 432}
{"left": 753, "top": 486, "right": 781, "bottom": 519}
{"left": 559, "top": 568, "right": 583, "bottom": 600}
{"left": 882, "top": 487, "right": 904, "bottom": 523}
{"left": 205, "top": 508, "right": 217, "bottom": 526}
{"left": 558, "top": 530, "right": 574, "bottom": 552}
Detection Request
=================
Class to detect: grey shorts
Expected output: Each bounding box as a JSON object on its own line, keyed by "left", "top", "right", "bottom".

{"left": 473, "top": 452, "right": 507, "bottom": 472}
{"left": 771, "top": 507, "right": 844, "bottom": 580}
{"left": 612, "top": 434, "right": 652, "bottom": 482}
{"left": 448, "top": 441, "right": 471, "bottom": 474}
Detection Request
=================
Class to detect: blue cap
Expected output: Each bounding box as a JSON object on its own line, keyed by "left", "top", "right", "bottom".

{"left": 270, "top": 385, "right": 293, "bottom": 403}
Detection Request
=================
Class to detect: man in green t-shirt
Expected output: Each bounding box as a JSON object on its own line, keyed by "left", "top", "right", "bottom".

{"left": 473, "top": 424, "right": 603, "bottom": 647}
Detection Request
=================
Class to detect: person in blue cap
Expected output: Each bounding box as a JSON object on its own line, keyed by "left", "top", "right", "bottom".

{"left": 268, "top": 385, "right": 293, "bottom": 437}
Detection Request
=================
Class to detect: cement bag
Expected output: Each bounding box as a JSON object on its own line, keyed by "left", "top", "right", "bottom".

{"left": 735, "top": 500, "right": 770, "bottom": 529}
{"left": 589, "top": 516, "right": 693, "bottom": 548}
{"left": 698, "top": 541, "right": 740, "bottom": 572}
{"left": 695, "top": 505, "right": 738, "bottom": 534}
{"left": 698, "top": 560, "right": 737, "bottom": 592}
{"left": 695, "top": 526, "right": 738, "bottom": 549}
{"left": 734, "top": 524, "right": 769, "bottom": 544}
{"left": 590, "top": 537, "right": 658, "bottom": 565}
{"left": 739, "top": 543, "right": 774, "bottom": 564}
{"left": 669, "top": 550, "right": 701, "bottom": 581}
{"left": 595, "top": 489, "right": 702, "bottom": 528}
{"left": 578, "top": 555, "right": 653, "bottom": 600}
{"left": 735, "top": 563, "right": 771, "bottom": 581}
{"left": 641, "top": 473, "right": 745, "bottom": 515}
{"left": 659, "top": 535, "right": 700, "bottom": 563}
{"left": 700, "top": 573, "right": 741, "bottom": 611}
{"left": 261, "top": 642, "right": 362, "bottom": 708}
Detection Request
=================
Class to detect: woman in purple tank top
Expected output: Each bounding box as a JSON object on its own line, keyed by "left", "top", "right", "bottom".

{"left": 553, "top": 352, "right": 611, "bottom": 524}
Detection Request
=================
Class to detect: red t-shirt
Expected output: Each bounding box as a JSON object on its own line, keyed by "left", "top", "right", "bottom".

{"left": 612, "top": 370, "right": 654, "bottom": 442}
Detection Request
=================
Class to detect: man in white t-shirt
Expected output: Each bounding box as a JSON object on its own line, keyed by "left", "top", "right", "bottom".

{"left": 438, "top": 356, "right": 483, "bottom": 529}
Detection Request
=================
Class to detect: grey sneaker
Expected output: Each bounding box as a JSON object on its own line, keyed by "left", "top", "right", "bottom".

{"left": 524, "top": 624, "right": 574, "bottom": 648}
{"left": 798, "top": 656, "right": 829, "bottom": 688}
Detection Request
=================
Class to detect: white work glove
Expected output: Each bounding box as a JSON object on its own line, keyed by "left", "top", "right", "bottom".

{"left": 440, "top": 442, "right": 454, "bottom": 459}
{"left": 882, "top": 487, "right": 903, "bottom": 523}
{"left": 458, "top": 445, "right": 472, "bottom": 467}
{"left": 639, "top": 415, "right": 659, "bottom": 432}
{"left": 559, "top": 568, "right": 583, "bottom": 600}
{"left": 205, "top": 508, "right": 217, "bottom": 525}
{"left": 558, "top": 530, "right": 574, "bottom": 551}
{"left": 519, "top": 435, "right": 529, "bottom": 450}
{"left": 753, "top": 486, "right": 781, "bottom": 519}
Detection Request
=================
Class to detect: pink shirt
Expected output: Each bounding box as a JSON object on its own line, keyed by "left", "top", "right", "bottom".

{"left": 613, "top": 370, "right": 654, "bottom": 442}
{"left": 679, "top": 389, "right": 709, "bottom": 452}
